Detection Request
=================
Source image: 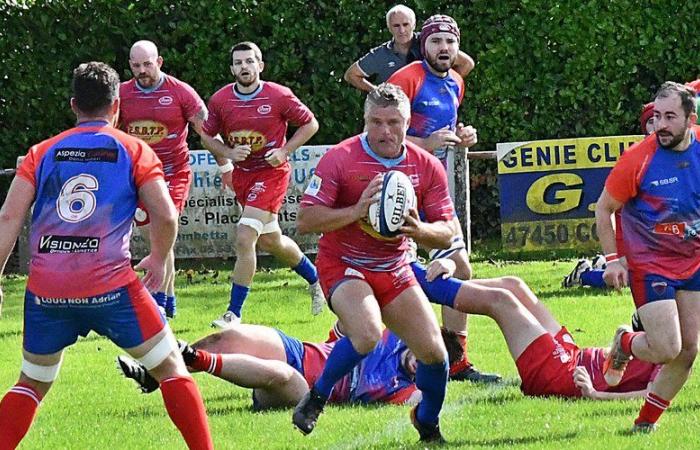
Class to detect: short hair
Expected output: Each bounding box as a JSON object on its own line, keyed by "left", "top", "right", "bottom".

{"left": 655, "top": 81, "right": 697, "bottom": 118}
{"left": 440, "top": 327, "right": 464, "bottom": 366}
{"left": 364, "top": 83, "right": 411, "bottom": 120}
{"left": 71, "top": 62, "right": 120, "bottom": 115}
{"left": 230, "top": 41, "right": 263, "bottom": 63}
{"left": 386, "top": 4, "right": 415, "bottom": 28}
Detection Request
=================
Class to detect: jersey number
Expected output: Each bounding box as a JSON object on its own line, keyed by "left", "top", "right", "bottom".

{"left": 56, "top": 174, "right": 99, "bottom": 223}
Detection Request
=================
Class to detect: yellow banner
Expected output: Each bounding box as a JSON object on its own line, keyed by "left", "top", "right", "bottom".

{"left": 497, "top": 135, "right": 643, "bottom": 174}
{"left": 501, "top": 217, "right": 601, "bottom": 251}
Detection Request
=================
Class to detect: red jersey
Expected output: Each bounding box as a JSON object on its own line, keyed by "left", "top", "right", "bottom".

{"left": 203, "top": 81, "right": 314, "bottom": 172}
{"left": 119, "top": 74, "right": 205, "bottom": 176}
{"left": 578, "top": 347, "right": 660, "bottom": 395}
{"left": 301, "top": 133, "right": 454, "bottom": 271}
{"left": 16, "top": 122, "right": 163, "bottom": 298}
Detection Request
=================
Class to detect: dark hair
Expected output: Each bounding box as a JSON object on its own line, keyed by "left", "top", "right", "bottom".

{"left": 230, "top": 41, "right": 263, "bottom": 63}
{"left": 655, "top": 81, "right": 697, "bottom": 118}
{"left": 440, "top": 327, "right": 464, "bottom": 366}
{"left": 71, "top": 61, "right": 119, "bottom": 115}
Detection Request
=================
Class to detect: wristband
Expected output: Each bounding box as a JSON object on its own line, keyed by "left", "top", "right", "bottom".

{"left": 218, "top": 162, "right": 233, "bottom": 174}
{"left": 605, "top": 253, "right": 619, "bottom": 263}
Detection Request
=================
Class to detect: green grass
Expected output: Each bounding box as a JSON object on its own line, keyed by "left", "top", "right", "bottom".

{"left": 1, "top": 260, "right": 699, "bottom": 449}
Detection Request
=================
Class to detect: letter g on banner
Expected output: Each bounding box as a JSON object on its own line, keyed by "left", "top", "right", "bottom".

{"left": 526, "top": 173, "right": 583, "bottom": 214}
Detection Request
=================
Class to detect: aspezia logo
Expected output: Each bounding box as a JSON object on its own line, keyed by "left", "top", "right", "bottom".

{"left": 39, "top": 235, "right": 100, "bottom": 254}
{"left": 159, "top": 96, "right": 174, "bottom": 106}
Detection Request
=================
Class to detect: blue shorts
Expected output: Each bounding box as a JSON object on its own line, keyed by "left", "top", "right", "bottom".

{"left": 23, "top": 279, "right": 167, "bottom": 355}
{"left": 275, "top": 328, "right": 305, "bottom": 375}
{"left": 410, "top": 262, "right": 461, "bottom": 307}
{"left": 630, "top": 268, "right": 700, "bottom": 309}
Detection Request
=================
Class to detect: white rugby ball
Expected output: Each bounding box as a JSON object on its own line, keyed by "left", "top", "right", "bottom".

{"left": 368, "top": 170, "right": 416, "bottom": 237}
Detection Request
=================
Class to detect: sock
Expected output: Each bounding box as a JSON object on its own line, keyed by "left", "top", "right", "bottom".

{"left": 325, "top": 321, "right": 345, "bottom": 343}
{"left": 0, "top": 383, "right": 43, "bottom": 449}
{"left": 190, "top": 349, "right": 223, "bottom": 376}
{"left": 580, "top": 269, "right": 607, "bottom": 288}
{"left": 292, "top": 255, "right": 318, "bottom": 285}
{"left": 621, "top": 331, "right": 643, "bottom": 356}
{"left": 449, "top": 333, "right": 471, "bottom": 375}
{"left": 228, "top": 283, "right": 250, "bottom": 317}
{"left": 635, "top": 392, "right": 670, "bottom": 425}
{"left": 314, "top": 337, "right": 367, "bottom": 398}
{"left": 415, "top": 360, "right": 449, "bottom": 426}
{"left": 160, "top": 377, "right": 214, "bottom": 450}
{"left": 153, "top": 292, "right": 166, "bottom": 308}
{"left": 165, "top": 295, "right": 177, "bottom": 315}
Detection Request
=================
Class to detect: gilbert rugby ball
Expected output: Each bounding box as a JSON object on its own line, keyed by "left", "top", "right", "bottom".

{"left": 368, "top": 170, "right": 416, "bottom": 237}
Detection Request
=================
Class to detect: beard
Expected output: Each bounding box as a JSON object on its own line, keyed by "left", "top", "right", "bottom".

{"left": 656, "top": 129, "right": 686, "bottom": 149}
{"left": 235, "top": 72, "right": 258, "bottom": 87}
{"left": 426, "top": 53, "right": 455, "bottom": 74}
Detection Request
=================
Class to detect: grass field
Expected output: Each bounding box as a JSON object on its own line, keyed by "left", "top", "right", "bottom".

{"left": 1, "top": 259, "right": 699, "bottom": 449}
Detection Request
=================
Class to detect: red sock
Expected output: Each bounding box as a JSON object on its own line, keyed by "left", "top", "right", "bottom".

{"left": 635, "top": 392, "right": 670, "bottom": 425}
{"left": 191, "top": 350, "right": 223, "bottom": 376}
{"left": 160, "top": 377, "right": 213, "bottom": 450}
{"left": 621, "top": 331, "right": 643, "bottom": 356}
{"left": 449, "top": 333, "right": 471, "bottom": 375}
{"left": 0, "top": 383, "right": 43, "bottom": 450}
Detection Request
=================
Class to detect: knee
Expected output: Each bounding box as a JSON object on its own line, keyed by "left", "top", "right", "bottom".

{"left": 652, "top": 340, "right": 682, "bottom": 364}
{"left": 235, "top": 227, "right": 258, "bottom": 253}
{"left": 500, "top": 276, "right": 526, "bottom": 294}
{"left": 349, "top": 326, "right": 383, "bottom": 354}
{"left": 416, "top": 339, "right": 448, "bottom": 365}
{"left": 485, "top": 288, "right": 520, "bottom": 318}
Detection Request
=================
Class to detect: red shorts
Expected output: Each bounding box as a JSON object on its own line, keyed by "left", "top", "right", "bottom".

{"left": 232, "top": 165, "right": 290, "bottom": 213}
{"left": 315, "top": 254, "right": 417, "bottom": 308}
{"left": 516, "top": 327, "right": 581, "bottom": 398}
{"left": 135, "top": 169, "right": 192, "bottom": 226}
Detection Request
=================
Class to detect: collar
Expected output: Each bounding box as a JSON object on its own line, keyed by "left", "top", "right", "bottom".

{"left": 135, "top": 74, "right": 166, "bottom": 93}
{"left": 360, "top": 133, "right": 406, "bottom": 168}
{"left": 232, "top": 81, "right": 264, "bottom": 101}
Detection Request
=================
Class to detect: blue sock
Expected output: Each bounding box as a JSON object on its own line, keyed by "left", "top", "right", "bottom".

{"left": 165, "top": 295, "right": 176, "bottom": 317}
{"left": 314, "top": 337, "right": 367, "bottom": 398}
{"left": 292, "top": 255, "right": 318, "bottom": 285}
{"left": 410, "top": 262, "right": 458, "bottom": 308}
{"left": 581, "top": 269, "right": 607, "bottom": 289}
{"left": 153, "top": 292, "right": 166, "bottom": 308}
{"left": 228, "top": 283, "right": 250, "bottom": 317}
{"left": 415, "top": 360, "right": 448, "bottom": 426}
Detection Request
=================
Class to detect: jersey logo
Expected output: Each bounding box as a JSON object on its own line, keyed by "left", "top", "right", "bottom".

{"left": 159, "top": 96, "right": 174, "bottom": 106}
{"left": 388, "top": 62, "right": 396, "bottom": 68}
{"left": 257, "top": 104, "right": 272, "bottom": 114}
{"left": 127, "top": 120, "right": 168, "bottom": 145}
{"left": 39, "top": 235, "right": 100, "bottom": 254}
{"left": 304, "top": 174, "right": 322, "bottom": 196}
{"left": 54, "top": 148, "right": 118, "bottom": 163}
{"left": 649, "top": 176, "right": 679, "bottom": 187}
{"left": 343, "top": 268, "right": 365, "bottom": 279}
{"left": 228, "top": 130, "right": 267, "bottom": 152}
{"left": 653, "top": 222, "right": 686, "bottom": 237}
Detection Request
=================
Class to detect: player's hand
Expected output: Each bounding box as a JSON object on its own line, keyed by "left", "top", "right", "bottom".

{"left": 225, "top": 145, "right": 252, "bottom": 163}
{"left": 603, "top": 260, "right": 628, "bottom": 290}
{"left": 424, "top": 128, "right": 462, "bottom": 151}
{"left": 220, "top": 170, "right": 234, "bottom": 192}
{"left": 425, "top": 258, "right": 456, "bottom": 281}
{"left": 573, "top": 366, "right": 596, "bottom": 399}
{"left": 399, "top": 208, "right": 424, "bottom": 240}
{"left": 456, "top": 123, "right": 478, "bottom": 149}
{"left": 264, "top": 148, "right": 289, "bottom": 167}
{"left": 354, "top": 174, "right": 384, "bottom": 220}
{"left": 134, "top": 255, "right": 165, "bottom": 292}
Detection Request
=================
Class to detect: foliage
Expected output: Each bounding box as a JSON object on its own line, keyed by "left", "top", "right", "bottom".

{"left": 1, "top": 1, "right": 698, "bottom": 236}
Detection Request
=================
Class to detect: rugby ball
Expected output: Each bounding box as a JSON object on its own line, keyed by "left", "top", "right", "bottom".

{"left": 368, "top": 171, "right": 416, "bottom": 237}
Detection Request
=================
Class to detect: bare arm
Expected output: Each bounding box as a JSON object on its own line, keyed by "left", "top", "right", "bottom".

{"left": 265, "top": 118, "right": 320, "bottom": 167}
{"left": 574, "top": 366, "right": 647, "bottom": 400}
{"left": 595, "top": 189, "right": 627, "bottom": 289}
{"left": 343, "top": 62, "right": 376, "bottom": 93}
{"left": 134, "top": 179, "right": 178, "bottom": 291}
{"left": 0, "top": 177, "right": 35, "bottom": 314}
{"left": 399, "top": 208, "right": 455, "bottom": 250}
{"left": 452, "top": 51, "right": 475, "bottom": 79}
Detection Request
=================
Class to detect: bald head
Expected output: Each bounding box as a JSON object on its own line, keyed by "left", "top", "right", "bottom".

{"left": 129, "top": 40, "right": 163, "bottom": 88}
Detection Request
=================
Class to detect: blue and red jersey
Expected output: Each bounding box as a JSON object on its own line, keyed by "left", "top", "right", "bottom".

{"left": 388, "top": 61, "right": 465, "bottom": 164}
{"left": 16, "top": 122, "right": 164, "bottom": 298}
{"left": 605, "top": 127, "right": 700, "bottom": 279}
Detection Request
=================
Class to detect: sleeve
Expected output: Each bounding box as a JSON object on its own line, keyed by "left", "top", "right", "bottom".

{"left": 453, "top": 72, "right": 465, "bottom": 104}
{"left": 387, "top": 65, "right": 421, "bottom": 102}
{"left": 357, "top": 46, "right": 382, "bottom": 78}
{"left": 300, "top": 150, "right": 341, "bottom": 208}
{"left": 129, "top": 140, "right": 165, "bottom": 188}
{"left": 604, "top": 141, "right": 652, "bottom": 203}
{"left": 178, "top": 81, "right": 207, "bottom": 122}
{"left": 202, "top": 93, "right": 222, "bottom": 136}
{"left": 15, "top": 145, "right": 39, "bottom": 186}
{"left": 420, "top": 158, "right": 455, "bottom": 223}
{"left": 614, "top": 211, "right": 627, "bottom": 258}
{"left": 281, "top": 88, "right": 314, "bottom": 127}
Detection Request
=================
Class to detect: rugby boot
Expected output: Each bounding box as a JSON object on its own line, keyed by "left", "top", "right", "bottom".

{"left": 292, "top": 387, "right": 327, "bottom": 435}
{"left": 410, "top": 406, "right": 446, "bottom": 443}
{"left": 116, "top": 355, "right": 159, "bottom": 393}
{"left": 603, "top": 325, "right": 633, "bottom": 386}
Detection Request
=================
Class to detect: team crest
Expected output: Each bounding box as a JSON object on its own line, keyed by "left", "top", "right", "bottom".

{"left": 651, "top": 281, "right": 668, "bottom": 296}
{"left": 257, "top": 104, "right": 272, "bottom": 114}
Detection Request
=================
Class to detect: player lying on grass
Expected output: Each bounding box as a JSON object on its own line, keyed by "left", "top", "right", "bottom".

{"left": 406, "top": 258, "right": 661, "bottom": 399}
{"left": 117, "top": 323, "right": 463, "bottom": 409}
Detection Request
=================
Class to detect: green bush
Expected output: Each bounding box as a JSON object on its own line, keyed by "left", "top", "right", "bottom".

{"left": 1, "top": 0, "right": 697, "bottom": 236}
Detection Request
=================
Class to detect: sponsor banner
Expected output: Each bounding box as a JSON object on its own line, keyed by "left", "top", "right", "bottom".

{"left": 497, "top": 135, "right": 644, "bottom": 251}
{"left": 130, "top": 146, "right": 331, "bottom": 259}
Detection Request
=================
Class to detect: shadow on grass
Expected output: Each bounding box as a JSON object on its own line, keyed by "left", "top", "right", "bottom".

{"left": 0, "top": 329, "right": 22, "bottom": 339}
{"left": 450, "top": 431, "right": 580, "bottom": 448}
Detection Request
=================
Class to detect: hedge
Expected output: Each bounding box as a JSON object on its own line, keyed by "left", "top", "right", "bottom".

{"left": 1, "top": 0, "right": 698, "bottom": 238}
